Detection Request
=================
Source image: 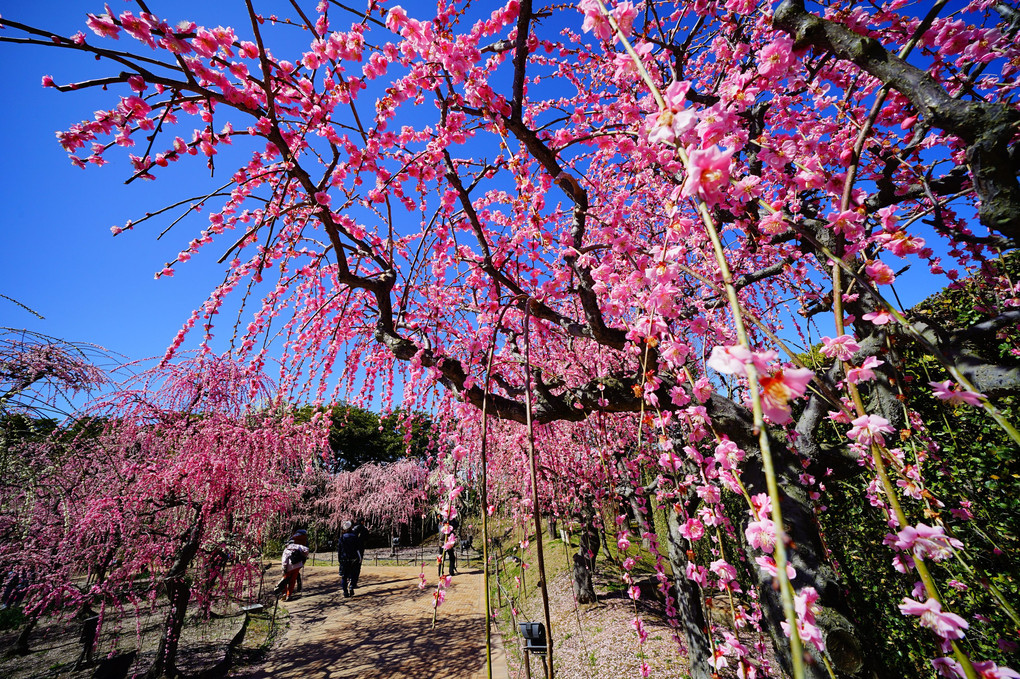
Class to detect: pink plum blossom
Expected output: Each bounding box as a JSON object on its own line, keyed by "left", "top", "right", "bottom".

{"left": 933, "top": 659, "right": 1020, "bottom": 679}
{"left": 578, "top": 0, "right": 612, "bottom": 41}
{"left": 876, "top": 229, "right": 926, "bottom": 257}
{"left": 972, "top": 661, "right": 1020, "bottom": 678}
{"left": 682, "top": 145, "right": 733, "bottom": 204}
{"left": 697, "top": 484, "right": 721, "bottom": 504}
{"left": 686, "top": 562, "right": 708, "bottom": 586}
{"left": 781, "top": 587, "right": 825, "bottom": 651}
{"left": 755, "top": 555, "right": 796, "bottom": 580}
{"left": 610, "top": 2, "right": 638, "bottom": 38}
{"left": 758, "top": 367, "right": 814, "bottom": 424}
{"left": 847, "top": 414, "right": 894, "bottom": 446}
{"left": 898, "top": 598, "right": 968, "bottom": 639}
{"left": 714, "top": 438, "right": 744, "bottom": 470}
{"left": 647, "top": 80, "right": 699, "bottom": 146}
{"left": 758, "top": 35, "right": 794, "bottom": 78}
{"left": 865, "top": 259, "right": 896, "bottom": 285}
{"left": 86, "top": 12, "right": 120, "bottom": 39}
{"left": 894, "top": 523, "right": 963, "bottom": 561}
{"left": 828, "top": 210, "right": 864, "bottom": 240}
{"left": 710, "top": 559, "right": 737, "bottom": 584}
{"left": 707, "top": 344, "right": 753, "bottom": 375}
{"left": 745, "top": 519, "right": 776, "bottom": 553}
{"left": 647, "top": 108, "right": 698, "bottom": 146}
{"left": 750, "top": 493, "right": 772, "bottom": 520}
{"left": 692, "top": 376, "right": 713, "bottom": 402}
{"left": 846, "top": 356, "right": 883, "bottom": 384}
{"left": 820, "top": 334, "right": 860, "bottom": 361}
{"left": 863, "top": 309, "right": 894, "bottom": 325}
{"left": 679, "top": 518, "right": 705, "bottom": 541}
{"left": 930, "top": 380, "right": 985, "bottom": 406}
{"left": 658, "top": 451, "right": 683, "bottom": 473}
{"left": 707, "top": 345, "right": 776, "bottom": 377}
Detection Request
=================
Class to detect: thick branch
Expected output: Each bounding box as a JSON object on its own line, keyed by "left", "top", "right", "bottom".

{"left": 912, "top": 310, "right": 1020, "bottom": 395}
{"left": 774, "top": 0, "right": 1020, "bottom": 240}
{"left": 510, "top": 0, "right": 533, "bottom": 122}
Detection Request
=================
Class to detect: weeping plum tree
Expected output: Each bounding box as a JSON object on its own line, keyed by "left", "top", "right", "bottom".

{"left": 0, "top": 328, "right": 108, "bottom": 477}
{"left": 0, "top": 356, "right": 321, "bottom": 676}
{"left": 318, "top": 458, "right": 432, "bottom": 541}
{"left": 465, "top": 412, "right": 616, "bottom": 605}
{"left": 4, "top": 1, "right": 1020, "bottom": 677}
{"left": 0, "top": 329, "right": 107, "bottom": 419}
{"left": 0, "top": 328, "right": 108, "bottom": 654}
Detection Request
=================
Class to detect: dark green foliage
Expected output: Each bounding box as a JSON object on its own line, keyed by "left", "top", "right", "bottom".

{"left": 0, "top": 414, "right": 58, "bottom": 442}
{"left": 0, "top": 605, "right": 25, "bottom": 631}
{"left": 814, "top": 261, "right": 1020, "bottom": 676}
{"left": 819, "top": 393, "right": 1020, "bottom": 674}
{"left": 325, "top": 406, "right": 433, "bottom": 472}
{"left": 292, "top": 404, "right": 434, "bottom": 472}
{"left": 912, "top": 251, "right": 1020, "bottom": 366}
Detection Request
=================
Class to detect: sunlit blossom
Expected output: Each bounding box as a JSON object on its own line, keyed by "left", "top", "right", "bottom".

{"left": 862, "top": 309, "right": 894, "bottom": 325}
{"left": 758, "top": 366, "right": 814, "bottom": 424}
{"left": 820, "top": 334, "right": 860, "bottom": 361}
{"left": 930, "top": 380, "right": 985, "bottom": 406}
{"left": 847, "top": 414, "right": 894, "bottom": 446}
{"left": 899, "top": 598, "right": 968, "bottom": 639}
{"left": 893, "top": 523, "right": 963, "bottom": 561}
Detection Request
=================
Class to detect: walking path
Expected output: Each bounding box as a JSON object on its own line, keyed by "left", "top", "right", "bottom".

{"left": 245, "top": 562, "right": 509, "bottom": 679}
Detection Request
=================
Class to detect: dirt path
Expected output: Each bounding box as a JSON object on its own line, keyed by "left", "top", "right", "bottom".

{"left": 240, "top": 563, "right": 509, "bottom": 679}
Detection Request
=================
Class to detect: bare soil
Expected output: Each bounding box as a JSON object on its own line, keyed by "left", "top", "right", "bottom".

{"left": 0, "top": 545, "right": 780, "bottom": 679}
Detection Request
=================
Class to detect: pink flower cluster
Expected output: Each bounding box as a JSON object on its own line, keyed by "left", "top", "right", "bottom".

{"left": 930, "top": 380, "right": 985, "bottom": 406}
{"left": 708, "top": 345, "right": 812, "bottom": 423}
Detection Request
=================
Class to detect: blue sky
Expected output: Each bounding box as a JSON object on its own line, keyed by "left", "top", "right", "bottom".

{"left": 0, "top": 1, "right": 972, "bottom": 378}
{"left": 0, "top": 1, "right": 256, "bottom": 364}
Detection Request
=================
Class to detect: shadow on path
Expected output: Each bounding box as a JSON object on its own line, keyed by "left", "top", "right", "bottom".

{"left": 240, "top": 565, "right": 506, "bottom": 679}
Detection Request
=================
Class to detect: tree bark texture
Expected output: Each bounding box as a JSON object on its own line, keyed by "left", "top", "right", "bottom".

{"left": 571, "top": 503, "right": 600, "bottom": 605}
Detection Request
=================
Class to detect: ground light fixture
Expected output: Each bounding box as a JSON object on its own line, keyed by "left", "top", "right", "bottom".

{"left": 519, "top": 622, "right": 547, "bottom": 654}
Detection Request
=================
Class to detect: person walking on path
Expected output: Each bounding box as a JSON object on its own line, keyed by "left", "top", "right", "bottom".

{"left": 292, "top": 529, "right": 308, "bottom": 593}
{"left": 438, "top": 516, "right": 459, "bottom": 577}
{"left": 279, "top": 532, "right": 310, "bottom": 601}
{"left": 350, "top": 518, "right": 368, "bottom": 590}
{"left": 337, "top": 520, "right": 362, "bottom": 597}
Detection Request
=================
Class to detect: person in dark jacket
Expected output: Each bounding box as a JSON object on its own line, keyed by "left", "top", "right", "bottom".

{"left": 438, "top": 515, "right": 460, "bottom": 577}
{"left": 350, "top": 518, "right": 368, "bottom": 590}
{"left": 337, "top": 520, "right": 362, "bottom": 597}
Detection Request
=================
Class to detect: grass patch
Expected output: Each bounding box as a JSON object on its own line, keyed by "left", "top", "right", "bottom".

{"left": 0, "top": 606, "right": 26, "bottom": 632}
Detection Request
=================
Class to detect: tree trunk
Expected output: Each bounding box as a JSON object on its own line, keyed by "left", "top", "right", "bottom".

{"left": 615, "top": 455, "right": 712, "bottom": 679}
{"left": 145, "top": 512, "right": 205, "bottom": 679}
{"left": 149, "top": 579, "right": 191, "bottom": 679}
{"left": 199, "top": 547, "right": 228, "bottom": 617}
{"left": 9, "top": 616, "right": 35, "bottom": 657}
{"left": 740, "top": 458, "right": 868, "bottom": 679}
{"left": 571, "top": 503, "right": 599, "bottom": 604}
{"left": 705, "top": 395, "right": 881, "bottom": 679}
{"left": 664, "top": 504, "right": 713, "bottom": 679}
